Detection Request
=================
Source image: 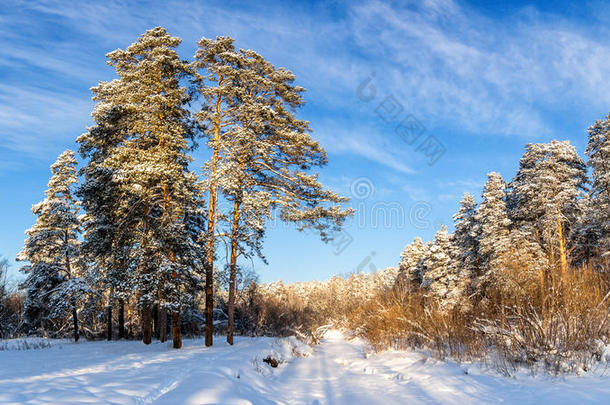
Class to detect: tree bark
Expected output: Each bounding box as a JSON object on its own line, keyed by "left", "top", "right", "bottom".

{"left": 205, "top": 257, "right": 214, "bottom": 347}
{"left": 106, "top": 304, "right": 112, "bottom": 341}
{"left": 65, "top": 234, "right": 78, "bottom": 342}
{"left": 204, "top": 79, "right": 224, "bottom": 348}
{"left": 204, "top": 263, "right": 214, "bottom": 346}
{"left": 227, "top": 199, "right": 241, "bottom": 345}
{"left": 142, "top": 302, "right": 152, "bottom": 345}
{"left": 159, "top": 306, "right": 167, "bottom": 343}
{"left": 152, "top": 303, "right": 159, "bottom": 340}
{"left": 172, "top": 311, "right": 182, "bottom": 349}
{"left": 227, "top": 259, "right": 237, "bottom": 345}
{"left": 118, "top": 299, "right": 125, "bottom": 339}
{"left": 557, "top": 217, "right": 568, "bottom": 290}
{"left": 72, "top": 301, "right": 79, "bottom": 342}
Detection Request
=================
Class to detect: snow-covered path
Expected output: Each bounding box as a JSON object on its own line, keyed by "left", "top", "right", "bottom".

{"left": 1, "top": 331, "right": 610, "bottom": 404}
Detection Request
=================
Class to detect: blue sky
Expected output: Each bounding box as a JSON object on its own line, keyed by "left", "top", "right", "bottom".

{"left": 1, "top": 0, "right": 610, "bottom": 285}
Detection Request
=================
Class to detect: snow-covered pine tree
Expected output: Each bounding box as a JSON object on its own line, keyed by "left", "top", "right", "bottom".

{"left": 452, "top": 193, "right": 479, "bottom": 297}
{"left": 570, "top": 194, "right": 600, "bottom": 267}
{"left": 18, "top": 151, "right": 91, "bottom": 342}
{"left": 474, "top": 172, "right": 512, "bottom": 294}
{"left": 397, "top": 237, "right": 426, "bottom": 290}
{"left": 216, "top": 48, "right": 353, "bottom": 345}
{"left": 193, "top": 39, "right": 352, "bottom": 345}
{"left": 420, "top": 225, "right": 461, "bottom": 309}
{"left": 508, "top": 141, "right": 587, "bottom": 289}
{"left": 585, "top": 114, "right": 610, "bottom": 261}
{"left": 91, "top": 27, "right": 203, "bottom": 348}
{"left": 77, "top": 105, "right": 133, "bottom": 340}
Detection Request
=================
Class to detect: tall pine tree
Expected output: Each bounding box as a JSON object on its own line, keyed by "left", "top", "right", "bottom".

{"left": 508, "top": 141, "right": 586, "bottom": 289}
{"left": 585, "top": 114, "right": 610, "bottom": 261}
{"left": 217, "top": 48, "right": 352, "bottom": 344}
{"left": 18, "top": 151, "right": 90, "bottom": 341}
{"left": 452, "top": 193, "right": 479, "bottom": 293}
{"left": 397, "top": 237, "right": 426, "bottom": 290}
{"left": 193, "top": 38, "right": 352, "bottom": 345}
{"left": 475, "top": 172, "right": 512, "bottom": 293}
{"left": 192, "top": 36, "right": 243, "bottom": 347}
{"left": 85, "top": 27, "right": 204, "bottom": 348}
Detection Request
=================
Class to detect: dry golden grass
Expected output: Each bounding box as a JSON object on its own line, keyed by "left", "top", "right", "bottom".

{"left": 345, "top": 263, "right": 610, "bottom": 374}
{"left": 228, "top": 260, "right": 610, "bottom": 374}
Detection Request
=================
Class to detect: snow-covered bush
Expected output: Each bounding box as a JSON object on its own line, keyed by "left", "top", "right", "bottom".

{"left": 0, "top": 258, "right": 24, "bottom": 339}
{"left": 0, "top": 337, "right": 57, "bottom": 351}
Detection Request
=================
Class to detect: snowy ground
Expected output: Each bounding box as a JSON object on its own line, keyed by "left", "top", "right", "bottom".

{"left": 1, "top": 331, "right": 610, "bottom": 404}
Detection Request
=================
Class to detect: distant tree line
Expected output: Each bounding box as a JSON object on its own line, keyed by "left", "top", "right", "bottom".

{"left": 374, "top": 120, "right": 610, "bottom": 373}
{"left": 397, "top": 131, "right": 610, "bottom": 311}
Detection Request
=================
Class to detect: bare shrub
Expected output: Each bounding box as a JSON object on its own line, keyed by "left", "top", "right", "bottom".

{"left": 475, "top": 265, "right": 610, "bottom": 374}
{"left": 346, "top": 285, "right": 481, "bottom": 361}
{"left": 228, "top": 269, "right": 399, "bottom": 342}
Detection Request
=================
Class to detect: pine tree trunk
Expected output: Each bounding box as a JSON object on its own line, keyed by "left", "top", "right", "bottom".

{"left": 72, "top": 301, "right": 79, "bottom": 342}
{"left": 557, "top": 217, "right": 568, "bottom": 291}
{"left": 205, "top": 204, "right": 216, "bottom": 347}
{"left": 172, "top": 311, "right": 182, "bottom": 349}
{"left": 118, "top": 299, "right": 125, "bottom": 339}
{"left": 204, "top": 86, "right": 224, "bottom": 348}
{"left": 159, "top": 307, "right": 167, "bottom": 343}
{"left": 107, "top": 304, "right": 112, "bottom": 341}
{"left": 205, "top": 258, "right": 214, "bottom": 347}
{"left": 152, "top": 303, "right": 158, "bottom": 340}
{"left": 66, "top": 242, "right": 78, "bottom": 342}
{"left": 227, "top": 199, "right": 241, "bottom": 345}
{"left": 142, "top": 302, "right": 152, "bottom": 345}
{"left": 227, "top": 260, "right": 237, "bottom": 345}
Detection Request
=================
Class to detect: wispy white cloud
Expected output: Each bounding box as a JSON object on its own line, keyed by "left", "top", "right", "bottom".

{"left": 0, "top": 84, "right": 92, "bottom": 155}
{"left": 400, "top": 183, "right": 430, "bottom": 202}
{"left": 2, "top": 0, "right": 610, "bottom": 172}
{"left": 347, "top": 0, "right": 610, "bottom": 138}
{"left": 331, "top": 135, "right": 414, "bottom": 175}
{"left": 316, "top": 121, "right": 415, "bottom": 175}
